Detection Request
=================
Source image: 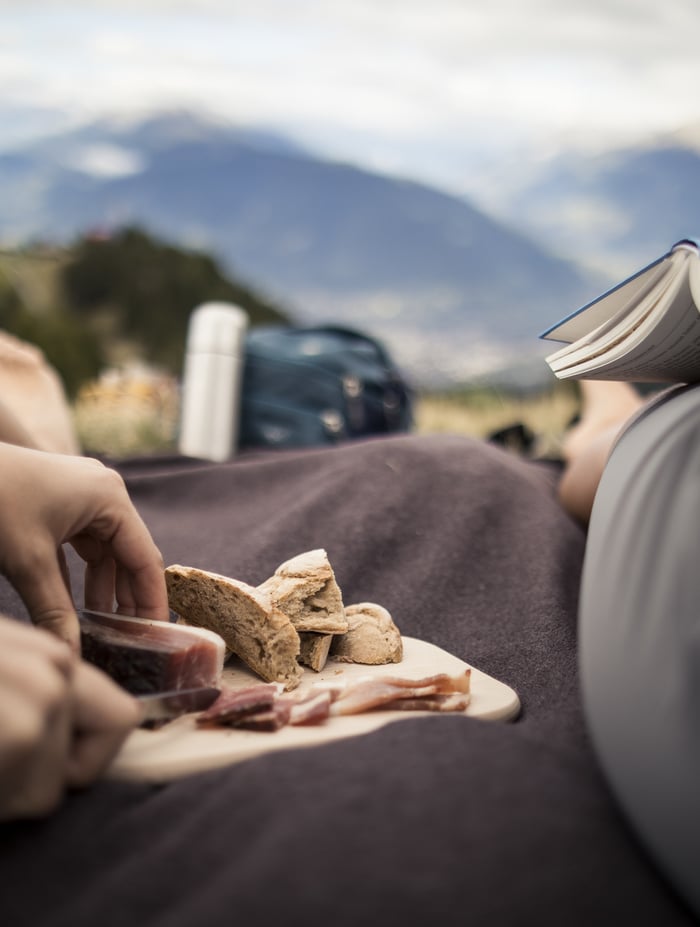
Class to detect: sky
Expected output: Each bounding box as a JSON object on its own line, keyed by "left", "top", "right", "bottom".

{"left": 1, "top": 0, "right": 700, "bottom": 199}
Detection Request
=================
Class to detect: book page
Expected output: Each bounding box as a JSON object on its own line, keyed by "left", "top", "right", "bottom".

{"left": 552, "top": 271, "right": 700, "bottom": 381}
{"left": 541, "top": 253, "right": 672, "bottom": 343}
{"left": 546, "top": 258, "right": 685, "bottom": 370}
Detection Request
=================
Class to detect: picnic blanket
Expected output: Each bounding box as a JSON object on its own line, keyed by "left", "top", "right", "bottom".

{"left": 0, "top": 433, "right": 695, "bottom": 926}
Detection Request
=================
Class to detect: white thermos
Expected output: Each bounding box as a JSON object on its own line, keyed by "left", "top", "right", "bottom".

{"left": 178, "top": 302, "right": 248, "bottom": 461}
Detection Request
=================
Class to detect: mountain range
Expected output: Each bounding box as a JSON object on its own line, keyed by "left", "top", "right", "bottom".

{"left": 4, "top": 111, "right": 697, "bottom": 386}
{"left": 486, "top": 125, "right": 700, "bottom": 280}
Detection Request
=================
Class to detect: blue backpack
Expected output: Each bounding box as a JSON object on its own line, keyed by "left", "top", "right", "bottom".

{"left": 239, "top": 325, "right": 413, "bottom": 448}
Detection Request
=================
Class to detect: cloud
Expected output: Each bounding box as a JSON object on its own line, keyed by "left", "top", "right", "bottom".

{"left": 2, "top": 0, "right": 699, "bottom": 192}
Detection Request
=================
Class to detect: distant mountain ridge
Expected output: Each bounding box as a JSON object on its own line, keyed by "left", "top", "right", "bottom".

{"left": 0, "top": 111, "right": 605, "bottom": 384}
{"left": 494, "top": 127, "right": 700, "bottom": 280}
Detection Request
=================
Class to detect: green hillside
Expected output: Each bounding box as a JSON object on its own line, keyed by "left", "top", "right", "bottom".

{"left": 0, "top": 227, "right": 290, "bottom": 396}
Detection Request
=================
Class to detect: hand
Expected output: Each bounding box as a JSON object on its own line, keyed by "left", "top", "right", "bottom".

{"left": 0, "top": 615, "right": 141, "bottom": 820}
{"left": 0, "top": 442, "right": 169, "bottom": 650}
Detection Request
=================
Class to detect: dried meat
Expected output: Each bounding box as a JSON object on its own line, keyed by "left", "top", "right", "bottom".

{"left": 79, "top": 609, "right": 226, "bottom": 695}
{"left": 190, "top": 669, "right": 471, "bottom": 732}
{"left": 325, "top": 670, "right": 471, "bottom": 716}
{"left": 197, "top": 683, "right": 283, "bottom": 726}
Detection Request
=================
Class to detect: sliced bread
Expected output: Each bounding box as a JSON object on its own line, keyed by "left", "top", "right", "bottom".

{"left": 166, "top": 564, "right": 303, "bottom": 690}
{"left": 258, "top": 548, "right": 348, "bottom": 634}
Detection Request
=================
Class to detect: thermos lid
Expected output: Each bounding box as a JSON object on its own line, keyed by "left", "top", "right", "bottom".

{"left": 187, "top": 302, "right": 248, "bottom": 355}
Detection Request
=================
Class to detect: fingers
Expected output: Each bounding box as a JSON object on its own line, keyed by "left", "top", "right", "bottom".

{"left": 0, "top": 442, "right": 168, "bottom": 643}
{"left": 3, "top": 541, "right": 81, "bottom": 653}
{"left": 77, "top": 528, "right": 167, "bottom": 621}
{"left": 65, "top": 661, "right": 141, "bottom": 788}
{"left": 0, "top": 615, "right": 74, "bottom": 676}
{"left": 70, "top": 465, "right": 169, "bottom": 621}
{"left": 83, "top": 550, "right": 117, "bottom": 614}
{"left": 0, "top": 616, "right": 140, "bottom": 819}
{"left": 114, "top": 557, "right": 167, "bottom": 620}
{"left": 105, "top": 507, "right": 168, "bottom": 620}
{"left": 0, "top": 617, "right": 75, "bottom": 820}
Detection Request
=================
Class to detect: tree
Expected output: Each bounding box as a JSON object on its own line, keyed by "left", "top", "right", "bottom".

{"left": 0, "top": 266, "right": 104, "bottom": 398}
{"left": 61, "top": 227, "right": 290, "bottom": 372}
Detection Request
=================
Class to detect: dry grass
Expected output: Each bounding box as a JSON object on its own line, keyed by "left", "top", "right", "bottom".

{"left": 72, "top": 366, "right": 580, "bottom": 459}
{"left": 73, "top": 366, "right": 180, "bottom": 457}
{"left": 414, "top": 385, "right": 580, "bottom": 456}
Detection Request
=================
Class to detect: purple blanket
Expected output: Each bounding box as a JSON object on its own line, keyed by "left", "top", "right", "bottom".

{"left": 0, "top": 434, "right": 695, "bottom": 926}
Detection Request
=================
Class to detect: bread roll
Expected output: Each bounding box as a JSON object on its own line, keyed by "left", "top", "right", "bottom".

{"left": 330, "top": 602, "right": 403, "bottom": 665}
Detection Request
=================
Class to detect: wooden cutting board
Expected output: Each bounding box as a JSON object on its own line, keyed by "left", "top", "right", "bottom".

{"left": 108, "top": 637, "right": 520, "bottom": 783}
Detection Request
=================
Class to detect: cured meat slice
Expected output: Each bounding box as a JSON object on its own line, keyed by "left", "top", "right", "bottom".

{"left": 197, "top": 683, "right": 283, "bottom": 726}
{"left": 79, "top": 609, "right": 226, "bottom": 695}
{"left": 379, "top": 692, "right": 471, "bottom": 712}
{"left": 281, "top": 690, "right": 333, "bottom": 725}
{"left": 186, "top": 669, "right": 471, "bottom": 732}
{"left": 325, "top": 670, "right": 471, "bottom": 716}
{"left": 231, "top": 707, "right": 291, "bottom": 732}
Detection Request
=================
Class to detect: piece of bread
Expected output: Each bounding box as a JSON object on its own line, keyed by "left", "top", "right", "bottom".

{"left": 258, "top": 549, "right": 348, "bottom": 634}
{"left": 298, "top": 631, "right": 333, "bottom": 672}
{"left": 330, "top": 602, "right": 403, "bottom": 665}
{"left": 166, "top": 564, "right": 303, "bottom": 690}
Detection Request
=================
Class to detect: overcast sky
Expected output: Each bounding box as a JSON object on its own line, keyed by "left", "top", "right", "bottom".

{"left": 2, "top": 0, "right": 699, "bottom": 196}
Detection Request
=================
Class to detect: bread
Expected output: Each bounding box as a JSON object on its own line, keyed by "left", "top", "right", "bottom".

{"left": 298, "top": 632, "right": 333, "bottom": 672}
{"left": 257, "top": 549, "right": 348, "bottom": 634}
{"left": 330, "top": 602, "right": 403, "bottom": 665}
{"left": 165, "top": 564, "right": 303, "bottom": 690}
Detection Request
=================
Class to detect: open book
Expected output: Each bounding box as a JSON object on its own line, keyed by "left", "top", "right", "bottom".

{"left": 541, "top": 238, "right": 700, "bottom": 382}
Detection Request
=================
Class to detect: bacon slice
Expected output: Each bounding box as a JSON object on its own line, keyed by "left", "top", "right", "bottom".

{"left": 379, "top": 692, "right": 471, "bottom": 712}
{"left": 325, "top": 670, "right": 471, "bottom": 716}
{"left": 229, "top": 701, "right": 292, "bottom": 731}
{"left": 192, "top": 669, "right": 471, "bottom": 730}
{"left": 282, "top": 690, "right": 333, "bottom": 725}
{"left": 196, "top": 683, "right": 283, "bottom": 726}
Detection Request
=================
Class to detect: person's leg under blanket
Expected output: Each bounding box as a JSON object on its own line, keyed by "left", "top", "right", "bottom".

{"left": 580, "top": 383, "right": 700, "bottom": 917}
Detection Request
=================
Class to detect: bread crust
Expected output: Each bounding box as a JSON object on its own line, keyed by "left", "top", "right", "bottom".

{"left": 330, "top": 602, "right": 403, "bottom": 665}
{"left": 166, "top": 564, "right": 303, "bottom": 690}
{"left": 258, "top": 549, "right": 348, "bottom": 634}
{"left": 298, "top": 631, "right": 333, "bottom": 672}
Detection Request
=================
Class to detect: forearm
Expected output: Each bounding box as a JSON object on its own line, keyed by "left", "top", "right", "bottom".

{"left": 0, "top": 331, "right": 81, "bottom": 454}
{"left": 0, "top": 399, "right": 44, "bottom": 449}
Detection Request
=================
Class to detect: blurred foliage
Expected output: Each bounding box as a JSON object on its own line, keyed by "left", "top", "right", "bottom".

{"left": 0, "top": 263, "right": 104, "bottom": 397}
{"left": 414, "top": 382, "right": 580, "bottom": 459}
{"left": 61, "top": 226, "right": 289, "bottom": 372}
{"left": 0, "top": 226, "right": 290, "bottom": 397}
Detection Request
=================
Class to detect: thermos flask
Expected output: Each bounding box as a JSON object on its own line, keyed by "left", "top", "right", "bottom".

{"left": 178, "top": 302, "right": 248, "bottom": 461}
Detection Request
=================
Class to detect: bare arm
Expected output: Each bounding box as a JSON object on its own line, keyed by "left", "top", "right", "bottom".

{"left": 0, "top": 397, "right": 45, "bottom": 449}
{"left": 0, "top": 331, "right": 80, "bottom": 454}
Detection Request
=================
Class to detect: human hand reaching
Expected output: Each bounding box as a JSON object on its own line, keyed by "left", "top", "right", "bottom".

{"left": 0, "top": 442, "right": 169, "bottom": 650}
{"left": 0, "top": 615, "right": 141, "bottom": 820}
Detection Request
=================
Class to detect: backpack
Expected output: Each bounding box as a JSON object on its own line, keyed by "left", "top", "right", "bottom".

{"left": 238, "top": 325, "right": 413, "bottom": 449}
